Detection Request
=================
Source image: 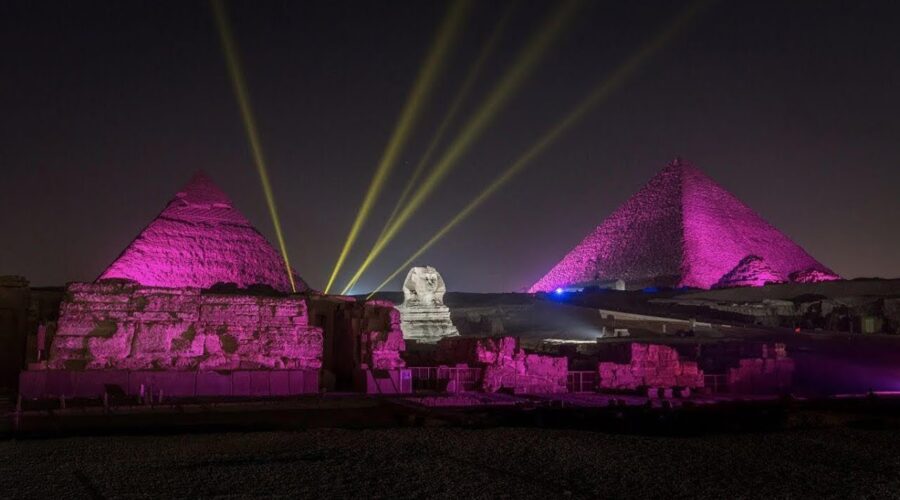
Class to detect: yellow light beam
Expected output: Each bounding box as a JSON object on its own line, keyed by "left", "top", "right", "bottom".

{"left": 366, "top": 0, "right": 712, "bottom": 298}
{"left": 211, "top": 0, "right": 297, "bottom": 293}
{"left": 324, "top": 0, "right": 471, "bottom": 293}
{"left": 342, "top": 0, "right": 582, "bottom": 294}
{"left": 374, "top": 5, "right": 514, "bottom": 242}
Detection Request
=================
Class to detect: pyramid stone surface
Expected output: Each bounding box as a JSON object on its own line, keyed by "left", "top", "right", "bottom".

{"left": 530, "top": 160, "right": 839, "bottom": 292}
{"left": 98, "top": 171, "right": 307, "bottom": 292}
{"left": 713, "top": 255, "right": 786, "bottom": 289}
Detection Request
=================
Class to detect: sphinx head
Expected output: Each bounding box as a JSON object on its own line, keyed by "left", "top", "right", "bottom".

{"left": 402, "top": 266, "right": 447, "bottom": 306}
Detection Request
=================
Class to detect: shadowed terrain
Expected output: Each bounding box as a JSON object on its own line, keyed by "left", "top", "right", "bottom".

{"left": 2, "top": 426, "right": 900, "bottom": 498}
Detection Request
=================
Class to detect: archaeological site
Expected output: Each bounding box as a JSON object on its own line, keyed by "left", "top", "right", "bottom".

{"left": 2, "top": 165, "right": 897, "bottom": 411}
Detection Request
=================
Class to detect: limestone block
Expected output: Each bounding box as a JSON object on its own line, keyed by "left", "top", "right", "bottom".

{"left": 46, "top": 282, "right": 323, "bottom": 371}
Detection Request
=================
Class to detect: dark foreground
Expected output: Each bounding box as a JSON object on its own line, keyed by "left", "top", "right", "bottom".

{"left": 2, "top": 425, "right": 900, "bottom": 498}
{"left": 4, "top": 394, "right": 900, "bottom": 499}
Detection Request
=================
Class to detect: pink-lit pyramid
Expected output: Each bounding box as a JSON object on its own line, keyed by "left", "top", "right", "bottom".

{"left": 98, "top": 171, "right": 308, "bottom": 292}
{"left": 530, "top": 160, "right": 839, "bottom": 292}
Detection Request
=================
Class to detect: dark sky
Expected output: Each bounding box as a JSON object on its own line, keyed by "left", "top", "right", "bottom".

{"left": 2, "top": 0, "right": 898, "bottom": 292}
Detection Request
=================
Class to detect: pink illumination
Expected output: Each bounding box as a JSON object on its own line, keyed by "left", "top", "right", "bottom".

{"left": 598, "top": 344, "right": 704, "bottom": 390}
{"left": 47, "top": 281, "right": 323, "bottom": 370}
{"left": 530, "top": 159, "right": 840, "bottom": 292}
{"left": 98, "top": 171, "right": 308, "bottom": 292}
{"left": 712, "top": 255, "right": 786, "bottom": 288}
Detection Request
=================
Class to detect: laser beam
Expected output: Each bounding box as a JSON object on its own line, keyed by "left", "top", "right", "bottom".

{"left": 374, "top": 5, "right": 514, "bottom": 243}
{"left": 211, "top": 0, "right": 297, "bottom": 292}
{"left": 342, "top": 0, "right": 582, "bottom": 294}
{"left": 366, "top": 0, "right": 712, "bottom": 298}
{"left": 323, "top": 0, "right": 471, "bottom": 293}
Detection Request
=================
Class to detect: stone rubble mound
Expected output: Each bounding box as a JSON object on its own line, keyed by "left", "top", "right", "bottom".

{"left": 789, "top": 268, "right": 842, "bottom": 284}
{"left": 713, "top": 255, "right": 787, "bottom": 288}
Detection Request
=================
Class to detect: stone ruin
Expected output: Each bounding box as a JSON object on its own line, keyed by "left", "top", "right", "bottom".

{"left": 598, "top": 344, "right": 704, "bottom": 391}
{"left": 595, "top": 342, "right": 795, "bottom": 395}
{"left": 713, "top": 255, "right": 787, "bottom": 288}
{"left": 25, "top": 171, "right": 325, "bottom": 379}
{"left": 436, "top": 336, "right": 568, "bottom": 394}
{"left": 42, "top": 281, "right": 323, "bottom": 371}
{"left": 726, "top": 343, "right": 794, "bottom": 394}
{"left": 395, "top": 266, "right": 459, "bottom": 343}
{"left": 359, "top": 300, "right": 406, "bottom": 371}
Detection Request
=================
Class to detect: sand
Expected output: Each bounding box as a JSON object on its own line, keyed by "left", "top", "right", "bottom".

{"left": 2, "top": 426, "right": 899, "bottom": 498}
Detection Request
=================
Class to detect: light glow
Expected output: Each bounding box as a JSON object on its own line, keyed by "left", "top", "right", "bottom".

{"left": 324, "top": 0, "right": 471, "bottom": 293}
{"left": 366, "top": 0, "right": 713, "bottom": 298}
{"left": 374, "top": 5, "right": 514, "bottom": 244}
{"left": 345, "top": 0, "right": 582, "bottom": 295}
{"left": 211, "top": 0, "right": 296, "bottom": 292}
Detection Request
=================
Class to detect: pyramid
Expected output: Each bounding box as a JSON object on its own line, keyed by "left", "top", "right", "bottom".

{"left": 713, "top": 255, "right": 786, "bottom": 289}
{"left": 530, "top": 159, "right": 839, "bottom": 292}
{"left": 98, "top": 171, "right": 308, "bottom": 292}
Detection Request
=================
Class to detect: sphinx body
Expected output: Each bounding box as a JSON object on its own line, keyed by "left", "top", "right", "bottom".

{"left": 395, "top": 267, "right": 459, "bottom": 343}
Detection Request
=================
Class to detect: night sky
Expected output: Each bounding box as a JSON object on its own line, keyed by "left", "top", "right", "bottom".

{"left": 2, "top": 0, "right": 898, "bottom": 292}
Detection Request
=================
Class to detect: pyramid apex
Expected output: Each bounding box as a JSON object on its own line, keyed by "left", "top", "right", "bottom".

{"left": 666, "top": 157, "right": 697, "bottom": 170}
{"left": 98, "top": 170, "right": 309, "bottom": 292}
{"left": 174, "top": 170, "right": 233, "bottom": 208}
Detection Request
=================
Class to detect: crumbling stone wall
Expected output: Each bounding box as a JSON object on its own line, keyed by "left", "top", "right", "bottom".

{"left": 436, "top": 336, "right": 568, "bottom": 394}
{"left": 598, "top": 343, "right": 704, "bottom": 390}
{"left": 726, "top": 343, "right": 794, "bottom": 394}
{"left": 359, "top": 301, "right": 406, "bottom": 370}
{"left": 45, "top": 281, "right": 322, "bottom": 371}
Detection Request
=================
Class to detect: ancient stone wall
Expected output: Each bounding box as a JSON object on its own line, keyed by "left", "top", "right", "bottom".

{"left": 598, "top": 343, "right": 704, "bottom": 390}
{"left": 435, "top": 336, "right": 568, "bottom": 394}
{"left": 45, "top": 281, "right": 322, "bottom": 371}
{"left": 359, "top": 301, "right": 406, "bottom": 370}
{"left": 726, "top": 343, "right": 794, "bottom": 394}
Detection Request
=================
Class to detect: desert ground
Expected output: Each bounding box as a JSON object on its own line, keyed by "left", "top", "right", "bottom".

{"left": 2, "top": 425, "right": 900, "bottom": 499}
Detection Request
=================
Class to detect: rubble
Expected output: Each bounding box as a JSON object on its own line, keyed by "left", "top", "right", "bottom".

{"left": 597, "top": 343, "right": 704, "bottom": 391}
{"left": 436, "top": 336, "right": 568, "bottom": 394}
{"left": 727, "top": 343, "right": 794, "bottom": 394}
{"left": 359, "top": 304, "right": 406, "bottom": 370}
{"left": 714, "top": 255, "right": 786, "bottom": 288}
